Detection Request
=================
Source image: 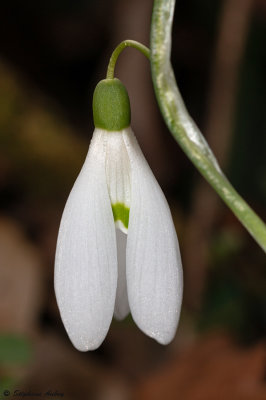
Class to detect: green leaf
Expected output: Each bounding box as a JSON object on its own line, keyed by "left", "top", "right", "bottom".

{"left": 150, "top": 0, "right": 266, "bottom": 252}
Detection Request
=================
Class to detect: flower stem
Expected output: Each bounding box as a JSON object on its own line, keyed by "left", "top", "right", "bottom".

{"left": 106, "top": 40, "right": 150, "bottom": 80}
{"left": 150, "top": 0, "right": 266, "bottom": 252}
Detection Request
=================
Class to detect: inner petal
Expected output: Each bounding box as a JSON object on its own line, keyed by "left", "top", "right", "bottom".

{"left": 114, "top": 229, "right": 130, "bottom": 320}
{"left": 105, "top": 131, "right": 131, "bottom": 233}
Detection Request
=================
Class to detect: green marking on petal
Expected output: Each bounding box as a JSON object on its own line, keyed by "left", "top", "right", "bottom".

{"left": 111, "top": 203, "right": 130, "bottom": 229}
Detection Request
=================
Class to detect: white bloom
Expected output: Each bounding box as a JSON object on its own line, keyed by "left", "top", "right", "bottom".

{"left": 54, "top": 126, "right": 183, "bottom": 351}
{"left": 54, "top": 78, "right": 183, "bottom": 351}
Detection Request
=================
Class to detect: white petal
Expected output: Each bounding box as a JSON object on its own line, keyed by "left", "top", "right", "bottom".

{"left": 54, "top": 129, "right": 117, "bottom": 351}
{"left": 105, "top": 131, "right": 131, "bottom": 233}
{"left": 123, "top": 128, "right": 183, "bottom": 345}
{"left": 114, "top": 229, "right": 130, "bottom": 320}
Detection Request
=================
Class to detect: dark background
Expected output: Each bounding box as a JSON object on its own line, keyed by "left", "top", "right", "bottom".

{"left": 0, "top": 0, "right": 265, "bottom": 399}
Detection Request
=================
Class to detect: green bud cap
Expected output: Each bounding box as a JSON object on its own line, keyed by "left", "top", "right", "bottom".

{"left": 93, "top": 78, "right": 131, "bottom": 131}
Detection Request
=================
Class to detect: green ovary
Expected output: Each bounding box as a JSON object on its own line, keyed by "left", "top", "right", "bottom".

{"left": 111, "top": 203, "right": 130, "bottom": 229}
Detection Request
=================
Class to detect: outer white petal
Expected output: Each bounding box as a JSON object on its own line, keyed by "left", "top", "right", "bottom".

{"left": 114, "top": 229, "right": 130, "bottom": 320}
{"left": 54, "top": 129, "right": 117, "bottom": 351}
{"left": 123, "top": 128, "right": 183, "bottom": 345}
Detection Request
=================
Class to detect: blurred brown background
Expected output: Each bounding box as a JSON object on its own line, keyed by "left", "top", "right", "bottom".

{"left": 0, "top": 0, "right": 266, "bottom": 399}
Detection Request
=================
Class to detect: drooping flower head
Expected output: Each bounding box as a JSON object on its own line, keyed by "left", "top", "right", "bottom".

{"left": 54, "top": 78, "right": 183, "bottom": 351}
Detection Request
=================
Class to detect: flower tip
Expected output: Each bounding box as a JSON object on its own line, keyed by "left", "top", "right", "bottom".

{"left": 151, "top": 332, "right": 175, "bottom": 346}
{"left": 139, "top": 324, "right": 178, "bottom": 346}
{"left": 68, "top": 332, "right": 105, "bottom": 352}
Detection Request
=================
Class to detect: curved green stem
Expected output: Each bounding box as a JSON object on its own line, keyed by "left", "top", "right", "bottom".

{"left": 106, "top": 40, "right": 150, "bottom": 79}
{"left": 150, "top": 0, "right": 266, "bottom": 252}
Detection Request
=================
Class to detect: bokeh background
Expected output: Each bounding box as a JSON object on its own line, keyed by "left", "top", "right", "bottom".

{"left": 0, "top": 0, "right": 266, "bottom": 399}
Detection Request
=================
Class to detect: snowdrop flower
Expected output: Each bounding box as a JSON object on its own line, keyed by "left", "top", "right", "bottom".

{"left": 55, "top": 78, "right": 183, "bottom": 351}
